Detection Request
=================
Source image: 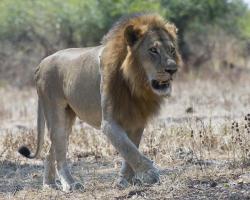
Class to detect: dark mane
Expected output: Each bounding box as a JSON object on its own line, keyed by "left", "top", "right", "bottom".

{"left": 101, "top": 13, "right": 180, "bottom": 128}
{"left": 101, "top": 13, "right": 149, "bottom": 44}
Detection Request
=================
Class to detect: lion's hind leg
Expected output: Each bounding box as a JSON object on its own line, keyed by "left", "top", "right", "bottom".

{"left": 54, "top": 105, "right": 84, "bottom": 192}
{"left": 35, "top": 96, "right": 57, "bottom": 189}
{"left": 43, "top": 145, "right": 57, "bottom": 189}
{"left": 43, "top": 100, "right": 83, "bottom": 192}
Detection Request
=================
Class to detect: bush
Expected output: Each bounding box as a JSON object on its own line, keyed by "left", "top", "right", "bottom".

{"left": 0, "top": 0, "right": 249, "bottom": 86}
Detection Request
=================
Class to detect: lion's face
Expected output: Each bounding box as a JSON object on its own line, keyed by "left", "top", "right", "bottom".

{"left": 124, "top": 25, "right": 179, "bottom": 97}
{"left": 137, "top": 29, "right": 178, "bottom": 96}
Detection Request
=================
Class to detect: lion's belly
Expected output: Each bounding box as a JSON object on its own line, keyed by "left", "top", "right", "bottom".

{"left": 62, "top": 46, "right": 103, "bottom": 129}
{"left": 67, "top": 73, "right": 102, "bottom": 128}
{"left": 69, "top": 92, "right": 102, "bottom": 129}
{"left": 67, "top": 79, "right": 102, "bottom": 129}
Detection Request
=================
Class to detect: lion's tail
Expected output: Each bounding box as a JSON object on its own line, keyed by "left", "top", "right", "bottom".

{"left": 18, "top": 98, "right": 45, "bottom": 159}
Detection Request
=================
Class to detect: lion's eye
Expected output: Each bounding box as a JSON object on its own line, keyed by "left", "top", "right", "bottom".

{"left": 169, "top": 46, "right": 176, "bottom": 56}
{"left": 149, "top": 47, "right": 158, "bottom": 54}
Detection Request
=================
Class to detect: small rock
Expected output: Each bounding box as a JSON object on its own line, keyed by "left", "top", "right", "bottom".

{"left": 186, "top": 107, "right": 194, "bottom": 113}
{"left": 210, "top": 181, "right": 217, "bottom": 187}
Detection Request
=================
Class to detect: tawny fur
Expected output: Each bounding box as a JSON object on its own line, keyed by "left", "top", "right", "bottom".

{"left": 18, "top": 13, "right": 182, "bottom": 191}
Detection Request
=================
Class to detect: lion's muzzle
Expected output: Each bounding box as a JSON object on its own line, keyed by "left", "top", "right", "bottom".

{"left": 164, "top": 59, "right": 177, "bottom": 75}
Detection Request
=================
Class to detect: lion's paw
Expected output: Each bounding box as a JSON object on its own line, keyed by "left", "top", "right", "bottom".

{"left": 58, "top": 181, "right": 84, "bottom": 192}
{"left": 115, "top": 177, "right": 130, "bottom": 189}
{"left": 133, "top": 168, "right": 160, "bottom": 186}
{"left": 71, "top": 182, "right": 85, "bottom": 191}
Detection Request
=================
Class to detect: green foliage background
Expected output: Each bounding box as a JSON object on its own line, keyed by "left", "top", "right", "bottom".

{"left": 0, "top": 0, "right": 249, "bottom": 86}
{"left": 0, "top": 0, "right": 164, "bottom": 46}
{"left": 0, "top": 0, "right": 249, "bottom": 45}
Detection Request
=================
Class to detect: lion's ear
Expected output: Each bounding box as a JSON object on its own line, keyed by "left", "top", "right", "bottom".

{"left": 124, "top": 25, "right": 142, "bottom": 47}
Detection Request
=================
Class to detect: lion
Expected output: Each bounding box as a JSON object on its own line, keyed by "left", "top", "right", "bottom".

{"left": 18, "top": 13, "right": 181, "bottom": 192}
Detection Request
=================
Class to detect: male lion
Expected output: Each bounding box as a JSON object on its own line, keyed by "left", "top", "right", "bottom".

{"left": 19, "top": 13, "right": 181, "bottom": 191}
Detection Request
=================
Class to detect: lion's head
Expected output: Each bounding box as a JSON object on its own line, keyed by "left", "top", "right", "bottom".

{"left": 102, "top": 13, "right": 181, "bottom": 97}
{"left": 101, "top": 13, "right": 182, "bottom": 125}
{"left": 123, "top": 19, "right": 181, "bottom": 97}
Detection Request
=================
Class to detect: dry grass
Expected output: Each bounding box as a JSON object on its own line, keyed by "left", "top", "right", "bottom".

{"left": 0, "top": 72, "right": 250, "bottom": 199}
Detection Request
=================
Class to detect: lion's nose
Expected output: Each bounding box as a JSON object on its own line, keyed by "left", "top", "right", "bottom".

{"left": 164, "top": 59, "right": 177, "bottom": 75}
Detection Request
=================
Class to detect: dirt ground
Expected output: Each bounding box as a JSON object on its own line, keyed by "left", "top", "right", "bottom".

{"left": 0, "top": 71, "right": 250, "bottom": 200}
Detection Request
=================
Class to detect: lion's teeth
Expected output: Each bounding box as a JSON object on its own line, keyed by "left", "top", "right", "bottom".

{"left": 159, "top": 81, "right": 168, "bottom": 85}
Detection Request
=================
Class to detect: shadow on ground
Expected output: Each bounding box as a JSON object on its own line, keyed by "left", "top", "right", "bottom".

{"left": 0, "top": 158, "right": 118, "bottom": 195}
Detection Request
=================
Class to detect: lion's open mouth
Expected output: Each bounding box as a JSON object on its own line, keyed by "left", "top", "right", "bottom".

{"left": 151, "top": 80, "right": 170, "bottom": 90}
{"left": 150, "top": 79, "right": 172, "bottom": 96}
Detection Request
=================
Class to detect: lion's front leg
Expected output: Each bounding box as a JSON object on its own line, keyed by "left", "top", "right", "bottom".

{"left": 116, "top": 128, "right": 143, "bottom": 188}
{"left": 101, "top": 120, "right": 159, "bottom": 186}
